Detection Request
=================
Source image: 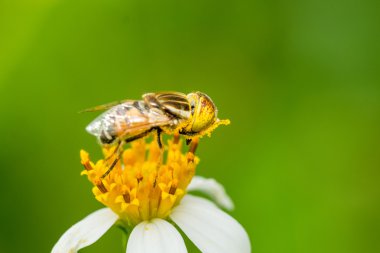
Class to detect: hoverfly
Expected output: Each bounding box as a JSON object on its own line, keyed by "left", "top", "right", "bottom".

{"left": 84, "top": 91, "right": 229, "bottom": 177}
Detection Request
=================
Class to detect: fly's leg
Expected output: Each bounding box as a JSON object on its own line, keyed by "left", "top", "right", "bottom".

{"left": 152, "top": 127, "right": 165, "bottom": 187}
{"left": 104, "top": 140, "right": 124, "bottom": 162}
{"left": 101, "top": 140, "right": 124, "bottom": 179}
{"left": 101, "top": 155, "right": 121, "bottom": 179}
{"left": 156, "top": 128, "right": 163, "bottom": 149}
{"left": 124, "top": 128, "right": 156, "bottom": 143}
{"left": 101, "top": 128, "right": 155, "bottom": 178}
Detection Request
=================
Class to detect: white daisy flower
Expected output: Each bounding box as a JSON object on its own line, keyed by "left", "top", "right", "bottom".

{"left": 52, "top": 139, "right": 250, "bottom": 253}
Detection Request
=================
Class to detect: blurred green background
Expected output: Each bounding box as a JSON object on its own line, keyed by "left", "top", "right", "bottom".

{"left": 1, "top": 0, "right": 379, "bottom": 252}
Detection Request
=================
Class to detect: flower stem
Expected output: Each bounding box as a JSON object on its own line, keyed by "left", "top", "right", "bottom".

{"left": 115, "top": 220, "right": 129, "bottom": 250}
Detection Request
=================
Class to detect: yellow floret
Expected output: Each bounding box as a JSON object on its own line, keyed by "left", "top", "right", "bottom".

{"left": 80, "top": 138, "right": 199, "bottom": 226}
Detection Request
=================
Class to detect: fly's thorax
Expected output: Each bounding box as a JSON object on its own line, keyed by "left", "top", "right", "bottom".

{"left": 144, "top": 92, "right": 191, "bottom": 119}
{"left": 143, "top": 93, "right": 161, "bottom": 109}
{"left": 183, "top": 92, "right": 218, "bottom": 134}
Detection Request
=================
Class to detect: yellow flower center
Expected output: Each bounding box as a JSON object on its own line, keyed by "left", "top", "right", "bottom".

{"left": 80, "top": 137, "right": 199, "bottom": 226}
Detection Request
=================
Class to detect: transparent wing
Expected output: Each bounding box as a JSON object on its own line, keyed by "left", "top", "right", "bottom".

{"left": 79, "top": 99, "right": 131, "bottom": 113}
{"left": 86, "top": 101, "right": 174, "bottom": 142}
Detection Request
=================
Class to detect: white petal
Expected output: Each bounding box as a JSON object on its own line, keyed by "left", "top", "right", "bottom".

{"left": 170, "top": 195, "right": 251, "bottom": 253}
{"left": 187, "top": 176, "right": 234, "bottom": 211}
{"left": 126, "top": 218, "right": 187, "bottom": 253}
{"left": 52, "top": 208, "right": 118, "bottom": 253}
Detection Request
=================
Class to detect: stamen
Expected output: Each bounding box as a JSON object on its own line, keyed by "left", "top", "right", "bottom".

{"left": 82, "top": 162, "right": 92, "bottom": 171}
{"left": 169, "top": 185, "right": 177, "bottom": 195}
{"left": 136, "top": 172, "right": 143, "bottom": 183}
{"left": 96, "top": 180, "right": 108, "bottom": 193}
{"left": 189, "top": 137, "right": 199, "bottom": 154}
{"left": 80, "top": 150, "right": 93, "bottom": 171}
{"left": 169, "top": 179, "right": 178, "bottom": 195}
{"left": 173, "top": 133, "right": 180, "bottom": 144}
{"left": 123, "top": 193, "right": 131, "bottom": 203}
{"left": 187, "top": 137, "right": 199, "bottom": 163}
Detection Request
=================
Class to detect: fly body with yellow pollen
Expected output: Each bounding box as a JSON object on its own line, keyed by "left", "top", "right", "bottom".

{"left": 52, "top": 136, "right": 251, "bottom": 253}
